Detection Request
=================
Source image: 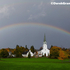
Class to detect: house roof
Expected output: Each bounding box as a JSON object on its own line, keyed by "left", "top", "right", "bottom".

{"left": 36, "top": 47, "right": 43, "bottom": 51}
{"left": 22, "top": 51, "right": 29, "bottom": 54}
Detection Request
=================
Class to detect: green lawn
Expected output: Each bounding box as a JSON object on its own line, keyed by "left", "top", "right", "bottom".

{"left": 0, "top": 58, "right": 70, "bottom": 70}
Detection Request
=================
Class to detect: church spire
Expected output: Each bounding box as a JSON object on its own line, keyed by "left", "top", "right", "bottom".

{"left": 43, "top": 34, "right": 47, "bottom": 48}
{"left": 44, "top": 34, "right": 46, "bottom": 42}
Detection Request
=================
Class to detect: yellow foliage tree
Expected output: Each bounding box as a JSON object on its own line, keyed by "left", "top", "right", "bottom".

{"left": 50, "top": 46, "right": 61, "bottom": 59}
{"left": 58, "top": 50, "right": 68, "bottom": 60}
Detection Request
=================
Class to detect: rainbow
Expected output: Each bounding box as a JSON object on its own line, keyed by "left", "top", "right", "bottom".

{"left": 0, "top": 23, "right": 70, "bottom": 36}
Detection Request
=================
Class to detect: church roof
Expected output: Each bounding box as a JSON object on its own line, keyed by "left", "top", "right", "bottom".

{"left": 39, "top": 47, "right": 43, "bottom": 50}
{"left": 36, "top": 47, "right": 43, "bottom": 51}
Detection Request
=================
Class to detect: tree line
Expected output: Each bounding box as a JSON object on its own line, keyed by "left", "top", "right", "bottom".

{"left": 0, "top": 45, "right": 35, "bottom": 58}
{"left": 0, "top": 45, "right": 70, "bottom": 60}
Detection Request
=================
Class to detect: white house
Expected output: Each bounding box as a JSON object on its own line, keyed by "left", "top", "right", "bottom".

{"left": 8, "top": 52, "right": 12, "bottom": 56}
{"left": 12, "top": 54, "right": 16, "bottom": 57}
{"left": 22, "top": 50, "right": 34, "bottom": 57}
{"left": 8, "top": 52, "right": 16, "bottom": 57}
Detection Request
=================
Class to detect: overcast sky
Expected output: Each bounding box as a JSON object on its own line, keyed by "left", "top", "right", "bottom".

{"left": 0, "top": 0, "right": 70, "bottom": 49}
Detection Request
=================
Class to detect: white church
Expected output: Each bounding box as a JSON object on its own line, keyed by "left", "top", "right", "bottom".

{"left": 22, "top": 34, "right": 50, "bottom": 57}
{"left": 37, "top": 34, "right": 50, "bottom": 57}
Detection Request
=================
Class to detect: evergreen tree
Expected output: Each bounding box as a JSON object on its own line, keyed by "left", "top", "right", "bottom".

{"left": 15, "top": 45, "right": 23, "bottom": 57}
{"left": 30, "top": 45, "right": 35, "bottom": 53}
{"left": 28, "top": 52, "right": 31, "bottom": 58}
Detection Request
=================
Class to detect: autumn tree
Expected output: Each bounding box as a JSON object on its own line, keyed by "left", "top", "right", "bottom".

{"left": 0, "top": 49, "right": 9, "bottom": 58}
{"left": 62, "top": 47, "right": 67, "bottom": 51}
{"left": 50, "top": 46, "right": 61, "bottom": 59}
{"left": 58, "top": 49, "right": 68, "bottom": 60}
{"left": 12, "top": 49, "right": 16, "bottom": 54}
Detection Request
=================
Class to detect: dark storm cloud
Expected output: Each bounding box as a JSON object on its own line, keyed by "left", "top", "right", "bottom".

{"left": 0, "top": 0, "right": 70, "bottom": 49}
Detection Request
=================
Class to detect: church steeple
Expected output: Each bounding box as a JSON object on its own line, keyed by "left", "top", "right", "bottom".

{"left": 43, "top": 34, "right": 47, "bottom": 44}
{"left": 43, "top": 34, "right": 47, "bottom": 49}
{"left": 44, "top": 34, "right": 46, "bottom": 42}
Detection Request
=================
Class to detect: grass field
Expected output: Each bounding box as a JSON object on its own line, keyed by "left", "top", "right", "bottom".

{"left": 0, "top": 58, "right": 70, "bottom": 70}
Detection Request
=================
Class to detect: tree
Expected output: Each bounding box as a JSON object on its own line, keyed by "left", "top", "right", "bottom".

{"left": 30, "top": 45, "right": 35, "bottom": 53}
{"left": 15, "top": 45, "right": 23, "bottom": 57}
{"left": 28, "top": 52, "right": 31, "bottom": 58}
{"left": 65, "top": 49, "right": 70, "bottom": 60}
{"left": 1, "top": 49, "right": 9, "bottom": 58}
{"left": 58, "top": 50, "right": 68, "bottom": 60}
{"left": 12, "top": 49, "right": 16, "bottom": 54}
{"left": 25, "top": 45, "right": 29, "bottom": 52}
{"left": 66, "top": 49, "right": 70, "bottom": 56}
{"left": 15, "top": 45, "right": 26, "bottom": 57}
{"left": 50, "top": 46, "right": 61, "bottom": 59}
{"left": 16, "top": 45, "right": 19, "bottom": 50}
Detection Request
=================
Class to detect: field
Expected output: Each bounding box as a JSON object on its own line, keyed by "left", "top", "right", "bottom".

{"left": 0, "top": 58, "right": 70, "bottom": 70}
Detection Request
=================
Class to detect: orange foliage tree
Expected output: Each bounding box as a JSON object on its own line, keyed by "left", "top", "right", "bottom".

{"left": 58, "top": 49, "right": 68, "bottom": 60}
{"left": 50, "top": 46, "right": 61, "bottom": 59}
